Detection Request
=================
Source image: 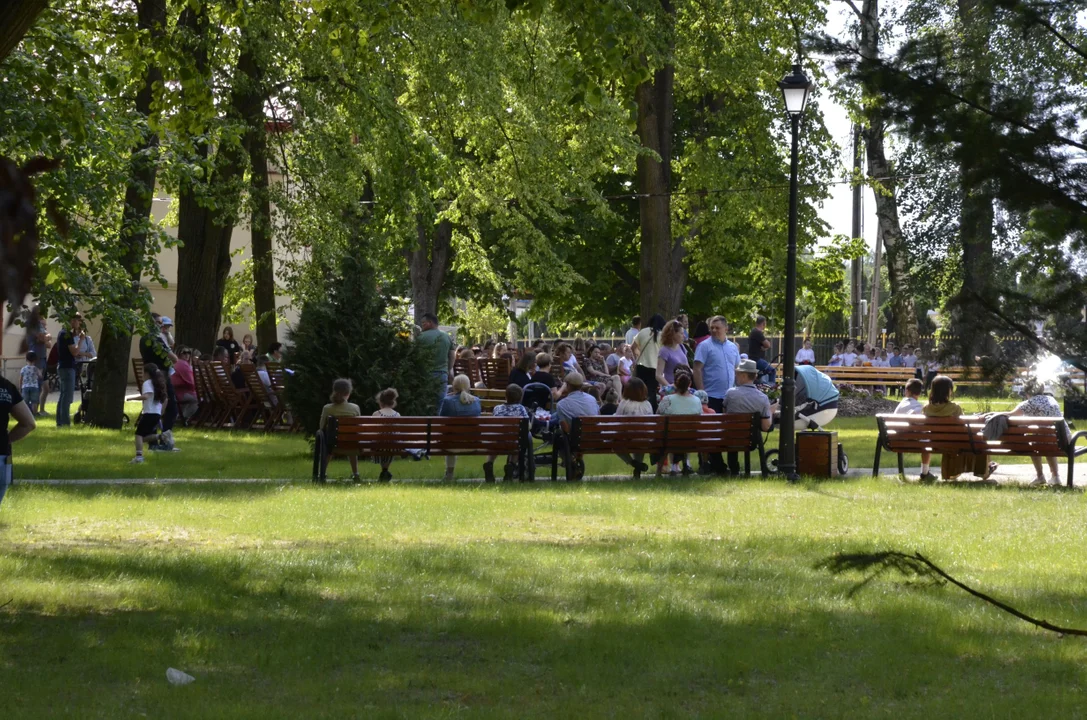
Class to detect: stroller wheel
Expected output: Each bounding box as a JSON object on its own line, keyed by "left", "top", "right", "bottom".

{"left": 763, "top": 449, "right": 780, "bottom": 475}
{"left": 837, "top": 444, "right": 849, "bottom": 475}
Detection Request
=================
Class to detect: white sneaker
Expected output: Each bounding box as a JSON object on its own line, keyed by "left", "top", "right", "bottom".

{"left": 1048, "top": 475, "right": 1062, "bottom": 486}
{"left": 1029, "top": 476, "right": 1047, "bottom": 487}
{"left": 129, "top": 456, "right": 144, "bottom": 464}
{"left": 670, "top": 463, "right": 681, "bottom": 475}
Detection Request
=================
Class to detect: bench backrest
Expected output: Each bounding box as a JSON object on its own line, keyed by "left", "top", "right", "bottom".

{"left": 823, "top": 366, "right": 916, "bottom": 384}
{"left": 453, "top": 358, "right": 481, "bottom": 385}
{"left": 877, "top": 414, "right": 1069, "bottom": 456}
{"left": 240, "top": 363, "right": 276, "bottom": 408}
{"left": 479, "top": 357, "right": 511, "bottom": 389}
{"left": 328, "top": 416, "right": 526, "bottom": 456}
{"left": 569, "top": 413, "right": 760, "bottom": 455}
{"left": 132, "top": 358, "right": 144, "bottom": 387}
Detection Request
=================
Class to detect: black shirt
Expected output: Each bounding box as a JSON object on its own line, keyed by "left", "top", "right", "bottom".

{"left": 747, "top": 328, "right": 767, "bottom": 361}
{"left": 509, "top": 368, "right": 532, "bottom": 388}
{"left": 57, "top": 329, "right": 77, "bottom": 370}
{"left": 140, "top": 334, "right": 173, "bottom": 371}
{"left": 217, "top": 338, "right": 242, "bottom": 363}
{"left": 531, "top": 371, "right": 556, "bottom": 388}
{"left": 600, "top": 402, "right": 618, "bottom": 416}
{"left": 0, "top": 377, "right": 24, "bottom": 455}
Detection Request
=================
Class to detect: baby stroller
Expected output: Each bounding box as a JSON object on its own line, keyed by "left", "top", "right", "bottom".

{"left": 519, "top": 382, "right": 555, "bottom": 481}
{"left": 762, "top": 365, "right": 848, "bottom": 475}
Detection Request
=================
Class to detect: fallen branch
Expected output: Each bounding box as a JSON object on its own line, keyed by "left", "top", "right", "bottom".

{"left": 819, "top": 550, "right": 1087, "bottom": 637}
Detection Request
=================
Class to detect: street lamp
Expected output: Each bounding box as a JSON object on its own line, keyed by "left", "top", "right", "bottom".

{"left": 777, "top": 63, "right": 812, "bottom": 483}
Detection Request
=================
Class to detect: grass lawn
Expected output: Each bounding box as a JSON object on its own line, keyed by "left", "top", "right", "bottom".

{"left": 14, "top": 398, "right": 1033, "bottom": 481}
{"left": 2, "top": 477, "right": 1086, "bottom": 717}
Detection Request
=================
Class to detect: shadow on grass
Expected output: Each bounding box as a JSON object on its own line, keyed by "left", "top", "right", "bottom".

{"left": 2, "top": 535, "right": 1086, "bottom": 717}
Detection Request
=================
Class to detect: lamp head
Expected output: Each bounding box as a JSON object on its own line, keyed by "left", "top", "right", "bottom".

{"left": 778, "top": 63, "right": 812, "bottom": 116}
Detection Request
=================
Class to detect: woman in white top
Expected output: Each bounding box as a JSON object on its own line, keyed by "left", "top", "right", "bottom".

{"left": 614, "top": 377, "right": 653, "bottom": 479}
{"left": 632, "top": 314, "right": 666, "bottom": 410}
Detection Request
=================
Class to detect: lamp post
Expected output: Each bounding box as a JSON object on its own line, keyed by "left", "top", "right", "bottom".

{"left": 777, "top": 63, "right": 812, "bottom": 483}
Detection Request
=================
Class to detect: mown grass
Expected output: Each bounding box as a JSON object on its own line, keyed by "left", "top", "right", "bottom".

{"left": 1, "top": 477, "right": 1085, "bottom": 718}
{"left": 14, "top": 398, "right": 1034, "bottom": 481}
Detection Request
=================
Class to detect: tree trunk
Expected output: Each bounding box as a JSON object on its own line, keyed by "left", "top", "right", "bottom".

{"left": 636, "top": 59, "right": 682, "bottom": 322}
{"left": 866, "top": 224, "right": 883, "bottom": 346}
{"left": 855, "top": 0, "right": 918, "bottom": 348}
{"left": 0, "top": 0, "right": 47, "bottom": 62}
{"left": 174, "top": 42, "right": 264, "bottom": 353}
{"left": 406, "top": 218, "right": 453, "bottom": 326}
{"left": 85, "top": 0, "right": 166, "bottom": 428}
{"left": 248, "top": 113, "right": 277, "bottom": 349}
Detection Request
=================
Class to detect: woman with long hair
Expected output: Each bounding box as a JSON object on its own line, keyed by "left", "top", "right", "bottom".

{"left": 438, "top": 374, "right": 481, "bottom": 481}
{"left": 132, "top": 363, "right": 168, "bottom": 463}
{"left": 632, "top": 314, "right": 666, "bottom": 410}
{"left": 922, "top": 375, "right": 996, "bottom": 482}
{"left": 658, "top": 367, "right": 701, "bottom": 476}
{"left": 656, "top": 320, "right": 690, "bottom": 389}
{"left": 318, "top": 378, "right": 362, "bottom": 482}
{"left": 510, "top": 351, "right": 536, "bottom": 387}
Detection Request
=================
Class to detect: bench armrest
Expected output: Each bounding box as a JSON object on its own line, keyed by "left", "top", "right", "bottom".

{"left": 1071, "top": 430, "right": 1087, "bottom": 457}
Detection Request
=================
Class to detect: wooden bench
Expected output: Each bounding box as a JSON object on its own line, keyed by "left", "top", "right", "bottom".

{"left": 874, "top": 413, "right": 1087, "bottom": 487}
{"left": 479, "top": 357, "right": 511, "bottom": 389}
{"left": 313, "top": 416, "right": 529, "bottom": 482}
{"left": 823, "top": 366, "right": 917, "bottom": 390}
{"left": 555, "top": 413, "right": 764, "bottom": 481}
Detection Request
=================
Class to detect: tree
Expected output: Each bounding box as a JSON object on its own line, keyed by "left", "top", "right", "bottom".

{"left": 86, "top": 0, "right": 169, "bottom": 428}
{"left": 0, "top": 1, "right": 47, "bottom": 62}
{"left": 824, "top": 0, "right": 1087, "bottom": 368}
{"left": 284, "top": 251, "right": 440, "bottom": 437}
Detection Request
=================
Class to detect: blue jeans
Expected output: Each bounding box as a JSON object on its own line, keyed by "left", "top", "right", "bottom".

{"left": 0, "top": 457, "right": 11, "bottom": 508}
{"left": 22, "top": 387, "right": 39, "bottom": 413}
{"left": 57, "top": 367, "right": 76, "bottom": 426}
{"left": 755, "top": 358, "right": 777, "bottom": 383}
{"left": 433, "top": 371, "right": 448, "bottom": 414}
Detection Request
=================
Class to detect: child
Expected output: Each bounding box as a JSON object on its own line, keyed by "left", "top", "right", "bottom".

{"left": 372, "top": 387, "right": 399, "bottom": 482}
{"left": 657, "top": 368, "right": 701, "bottom": 476}
{"left": 600, "top": 388, "right": 620, "bottom": 416}
{"left": 319, "top": 378, "right": 362, "bottom": 482}
{"left": 795, "top": 339, "right": 815, "bottom": 365}
{"left": 856, "top": 343, "right": 870, "bottom": 366}
{"left": 841, "top": 341, "right": 858, "bottom": 368}
{"left": 615, "top": 377, "right": 653, "bottom": 479}
{"left": 894, "top": 378, "right": 924, "bottom": 415}
{"left": 487, "top": 384, "right": 531, "bottom": 482}
{"left": 20, "top": 351, "right": 42, "bottom": 416}
{"left": 923, "top": 375, "right": 996, "bottom": 483}
{"left": 828, "top": 342, "right": 845, "bottom": 367}
{"left": 131, "top": 363, "right": 167, "bottom": 464}
{"left": 618, "top": 344, "right": 634, "bottom": 385}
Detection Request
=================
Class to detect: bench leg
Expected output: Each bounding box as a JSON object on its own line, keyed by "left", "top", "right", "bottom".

{"left": 744, "top": 451, "right": 751, "bottom": 477}
{"left": 897, "top": 453, "right": 905, "bottom": 477}
{"left": 873, "top": 443, "right": 882, "bottom": 477}
{"left": 551, "top": 442, "right": 559, "bottom": 482}
{"left": 1068, "top": 454, "right": 1074, "bottom": 489}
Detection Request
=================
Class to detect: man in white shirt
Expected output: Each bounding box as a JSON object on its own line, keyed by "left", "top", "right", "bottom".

{"left": 624, "top": 316, "right": 641, "bottom": 346}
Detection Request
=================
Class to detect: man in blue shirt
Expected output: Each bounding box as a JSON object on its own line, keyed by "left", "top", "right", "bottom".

{"left": 554, "top": 373, "right": 600, "bottom": 428}
{"left": 693, "top": 315, "right": 741, "bottom": 474}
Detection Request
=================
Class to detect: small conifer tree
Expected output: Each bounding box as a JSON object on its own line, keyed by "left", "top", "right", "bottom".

{"left": 285, "top": 252, "right": 442, "bottom": 436}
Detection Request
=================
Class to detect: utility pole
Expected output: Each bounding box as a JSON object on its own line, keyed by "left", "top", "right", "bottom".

{"left": 850, "top": 123, "right": 864, "bottom": 340}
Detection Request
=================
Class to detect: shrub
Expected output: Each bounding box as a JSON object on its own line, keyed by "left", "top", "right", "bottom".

{"left": 285, "top": 252, "right": 442, "bottom": 436}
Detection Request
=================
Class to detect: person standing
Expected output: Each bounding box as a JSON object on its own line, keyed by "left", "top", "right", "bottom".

{"left": 20, "top": 352, "right": 42, "bottom": 417}
{"left": 25, "top": 306, "right": 49, "bottom": 415}
{"left": 747, "top": 315, "right": 776, "bottom": 383}
{"left": 0, "top": 372, "right": 37, "bottom": 508}
{"left": 693, "top": 315, "right": 741, "bottom": 474}
{"left": 216, "top": 327, "right": 242, "bottom": 364}
{"left": 140, "top": 313, "right": 179, "bottom": 436}
{"left": 416, "top": 313, "right": 454, "bottom": 413}
{"left": 632, "top": 314, "right": 666, "bottom": 410}
{"left": 55, "top": 312, "right": 83, "bottom": 427}
{"left": 625, "top": 316, "right": 641, "bottom": 347}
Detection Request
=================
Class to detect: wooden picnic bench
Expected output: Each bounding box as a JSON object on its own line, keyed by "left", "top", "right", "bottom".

{"left": 470, "top": 388, "right": 507, "bottom": 412}
{"left": 312, "top": 415, "right": 529, "bottom": 482}
{"left": 554, "top": 413, "right": 765, "bottom": 481}
{"left": 874, "top": 413, "right": 1087, "bottom": 487}
{"left": 479, "top": 357, "right": 511, "bottom": 389}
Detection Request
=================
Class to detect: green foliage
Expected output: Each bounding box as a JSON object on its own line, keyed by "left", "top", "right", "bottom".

{"left": 284, "top": 251, "right": 441, "bottom": 436}
{"left": 449, "top": 299, "right": 509, "bottom": 345}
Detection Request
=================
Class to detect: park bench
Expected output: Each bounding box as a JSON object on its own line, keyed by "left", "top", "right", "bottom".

{"left": 312, "top": 415, "right": 529, "bottom": 482}
{"left": 479, "top": 357, "right": 511, "bottom": 389}
{"left": 470, "top": 388, "right": 507, "bottom": 412}
{"left": 553, "top": 413, "right": 764, "bottom": 481}
{"left": 874, "top": 413, "right": 1087, "bottom": 487}
{"left": 453, "top": 357, "right": 482, "bottom": 386}
{"left": 822, "top": 366, "right": 917, "bottom": 391}
{"left": 239, "top": 362, "right": 286, "bottom": 431}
